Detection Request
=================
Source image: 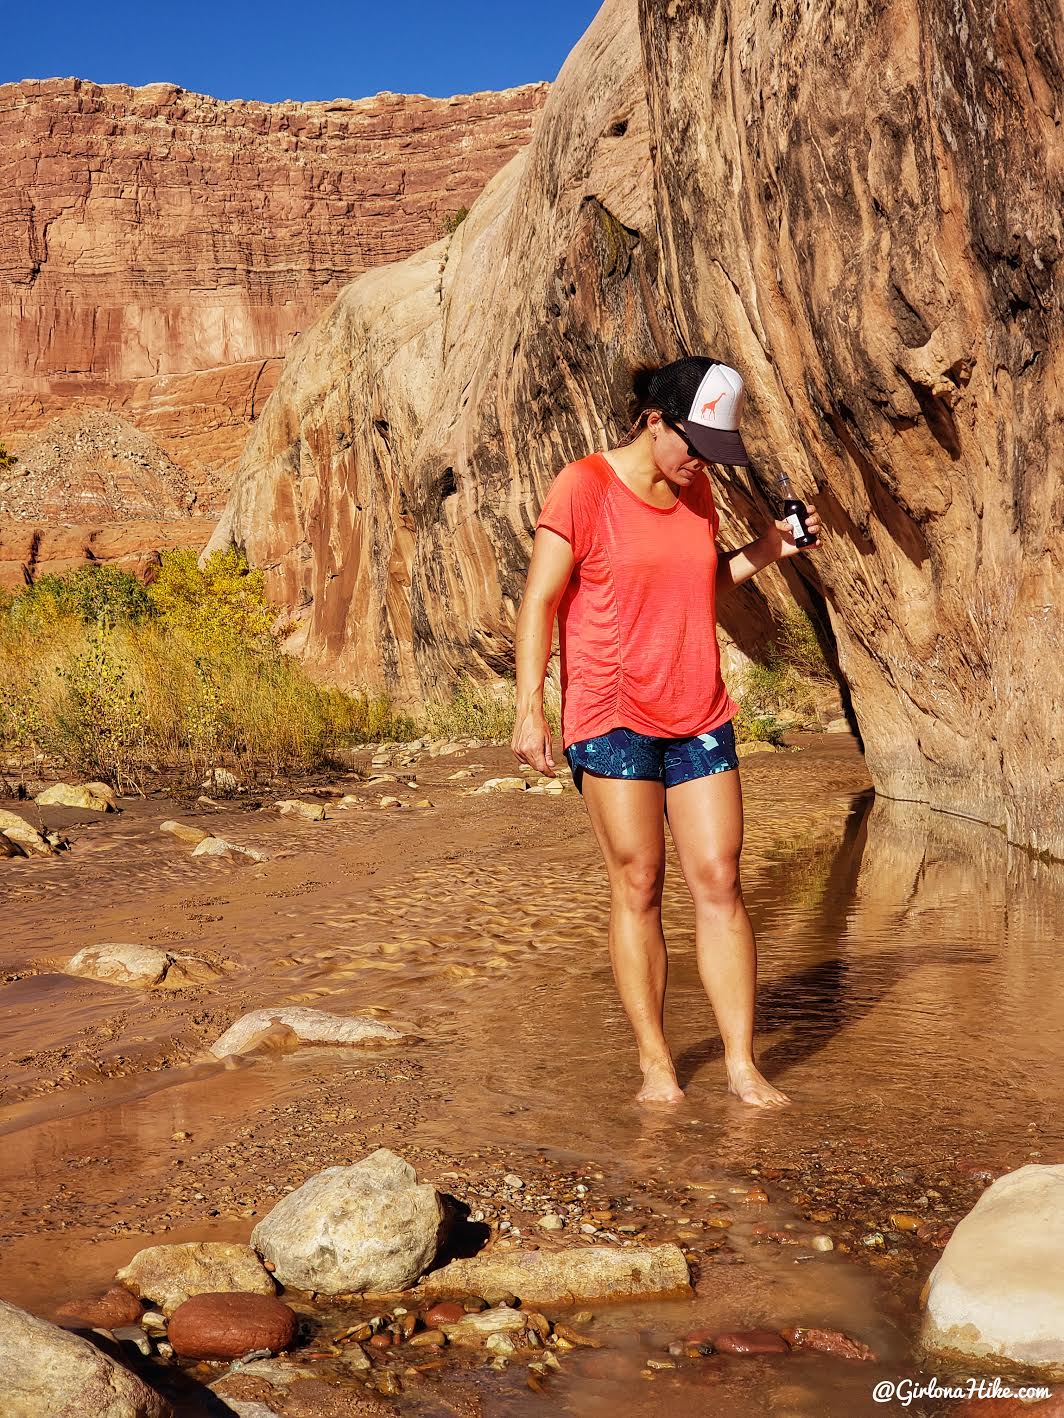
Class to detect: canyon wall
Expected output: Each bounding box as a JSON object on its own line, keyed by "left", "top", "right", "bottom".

{"left": 208, "top": 0, "right": 1062, "bottom": 857}
{"left": 0, "top": 77, "right": 547, "bottom": 497}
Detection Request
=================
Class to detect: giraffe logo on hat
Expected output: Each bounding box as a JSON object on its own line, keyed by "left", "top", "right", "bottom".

{"left": 701, "top": 392, "right": 726, "bottom": 420}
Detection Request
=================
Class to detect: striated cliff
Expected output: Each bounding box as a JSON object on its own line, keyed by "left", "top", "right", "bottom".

{"left": 208, "top": 0, "right": 1063, "bottom": 856}
{"left": 0, "top": 77, "right": 548, "bottom": 496}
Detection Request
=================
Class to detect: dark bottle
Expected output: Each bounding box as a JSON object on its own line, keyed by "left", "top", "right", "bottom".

{"left": 777, "top": 473, "right": 816, "bottom": 548}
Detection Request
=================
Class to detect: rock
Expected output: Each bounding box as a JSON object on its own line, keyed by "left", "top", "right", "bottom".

{"left": 210, "top": 1008, "right": 405, "bottom": 1058}
{"left": 36, "top": 782, "right": 118, "bottom": 816}
{"left": 440, "top": 1307, "right": 528, "bottom": 1345}
{"left": 537, "top": 1214, "right": 564, "bottom": 1231}
{"left": 736, "top": 741, "right": 780, "bottom": 758}
{"left": 66, "top": 943, "right": 225, "bottom": 990}
{"left": 213, "top": 1368, "right": 393, "bottom": 1415}
{"left": 55, "top": 1286, "right": 144, "bottom": 1330}
{"left": 712, "top": 1330, "right": 791, "bottom": 1356}
{"left": 117, "top": 1242, "right": 276, "bottom": 1315}
{"left": 160, "top": 820, "right": 212, "bottom": 846}
{"left": 378, "top": 796, "right": 402, "bottom": 808}
{"left": 780, "top": 1325, "right": 876, "bottom": 1361}
{"left": 0, "top": 832, "right": 27, "bottom": 858}
{"left": 425, "top": 1301, "right": 465, "bottom": 1327}
{"left": 167, "top": 1293, "right": 297, "bottom": 1360}
{"left": 251, "top": 1148, "right": 448, "bottom": 1294}
{"left": 922, "top": 1163, "right": 1064, "bottom": 1375}
{"left": 0, "top": 808, "right": 53, "bottom": 856}
{"left": 420, "top": 1244, "right": 690, "bottom": 1306}
{"left": 192, "top": 836, "right": 267, "bottom": 863}
{"left": 0, "top": 1297, "right": 171, "bottom": 1416}
{"left": 36, "top": 781, "right": 118, "bottom": 811}
{"left": 273, "top": 800, "right": 326, "bottom": 821}
{"left": 202, "top": 768, "right": 242, "bottom": 794}
{"left": 475, "top": 778, "right": 528, "bottom": 794}
{"left": 205, "top": 0, "right": 1063, "bottom": 858}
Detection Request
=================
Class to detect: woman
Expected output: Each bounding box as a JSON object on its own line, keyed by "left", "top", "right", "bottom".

{"left": 510, "top": 356, "right": 822, "bottom": 1109}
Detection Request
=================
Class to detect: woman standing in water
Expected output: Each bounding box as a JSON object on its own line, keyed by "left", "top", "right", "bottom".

{"left": 511, "top": 357, "right": 821, "bottom": 1109}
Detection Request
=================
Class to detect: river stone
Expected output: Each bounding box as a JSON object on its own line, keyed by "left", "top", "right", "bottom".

{"left": 167, "top": 1293, "right": 297, "bottom": 1359}
{"left": 0, "top": 832, "right": 27, "bottom": 858}
{"left": 0, "top": 1298, "right": 172, "bottom": 1417}
{"left": 420, "top": 1244, "right": 690, "bottom": 1306}
{"left": 36, "top": 781, "right": 118, "bottom": 811}
{"left": 160, "top": 820, "right": 212, "bottom": 846}
{"left": 922, "top": 1163, "right": 1064, "bottom": 1376}
{"left": 66, "top": 944, "right": 225, "bottom": 991}
{"left": 210, "top": 1008, "right": 404, "bottom": 1058}
{"left": 273, "top": 800, "right": 326, "bottom": 821}
{"left": 192, "top": 835, "right": 266, "bottom": 863}
{"left": 117, "top": 1242, "right": 275, "bottom": 1315}
{"left": 251, "top": 1148, "right": 447, "bottom": 1294}
{"left": 0, "top": 809, "right": 53, "bottom": 856}
{"left": 55, "top": 1286, "right": 144, "bottom": 1331}
{"left": 441, "top": 1307, "right": 528, "bottom": 1345}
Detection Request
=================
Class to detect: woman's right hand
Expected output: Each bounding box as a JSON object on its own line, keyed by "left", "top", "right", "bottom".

{"left": 511, "top": 705, "right": 556, "bottom": 777}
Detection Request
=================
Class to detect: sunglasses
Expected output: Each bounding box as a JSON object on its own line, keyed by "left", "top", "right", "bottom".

{"left": 660, "top": 416, "right": 706, "bottom": 463}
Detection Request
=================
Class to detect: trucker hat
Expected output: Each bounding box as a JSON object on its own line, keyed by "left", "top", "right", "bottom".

{"left": 644, "top": 356, "right": 750, "bottom": 466}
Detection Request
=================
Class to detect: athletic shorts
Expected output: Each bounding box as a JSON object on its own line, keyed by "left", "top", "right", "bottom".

{"left": 563, "top": 719, "right": 739, "bottom": 796}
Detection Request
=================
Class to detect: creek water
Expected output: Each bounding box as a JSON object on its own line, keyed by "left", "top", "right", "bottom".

{"left": 1, "top": 741, "right": 1061, "bottom": 1416}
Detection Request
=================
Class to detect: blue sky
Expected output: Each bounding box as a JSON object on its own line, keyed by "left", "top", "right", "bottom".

{"left": 3, "top": 0, "right": 603, "bottom": 102}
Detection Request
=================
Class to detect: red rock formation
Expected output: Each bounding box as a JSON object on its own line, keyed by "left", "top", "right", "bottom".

{"left": 208, "top": 0, "right": 1063, "bottom": 856}
{"left": 0, "top": 77, "right": 547, "bottom": 494}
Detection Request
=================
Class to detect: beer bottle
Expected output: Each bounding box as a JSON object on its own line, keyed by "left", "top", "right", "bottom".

{"left": 777, "top": 473, "right": 816, "bottom": 548}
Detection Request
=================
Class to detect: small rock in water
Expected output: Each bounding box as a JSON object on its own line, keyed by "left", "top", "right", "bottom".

{"left": 160, "top": 819, "right": 212, "bottom": 846}
{"left": 503, "top": 1174, "right": 525, "bottom": 1190}
{"left": 441, "top": 1308, "right": 527, "bottom": 1345}
{"left": 421, "top": 1244, "right": 689, "bottom": 1306}
{"left": 780, "top": 1325, "right": 876, "bottom": 1361}
{"left": 192, "top": 835, "right": 266, "bottom": 863}
{"left": 712, "top": 1330, "right": 791, "bottom": 1356}
{"left": 425, "top": 1301, "right": 465, "bottom": 1327}
{"left": 167, "top": 1292, "right": 298, "bottom": 1360}
{"left": 273, "top": 799, "right": 326, "bottom": 821}
{"left": 210, "top": 1007, "right": 405, "bottom": 1058}
{"left": 55, "top": 1286, "right": 144, "bottom": 1331}
{"left": 66, "top": 943, "right": 225, "bottom": 990}
{"left": 0, "top": 809, "right": 54, "bottom": 856}
{"left": 36, "top": 781, "right": 118, "bottom": 812}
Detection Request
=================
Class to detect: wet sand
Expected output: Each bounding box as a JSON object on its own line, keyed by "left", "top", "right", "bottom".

{"left": 2, "top": 735, "right": 1063, "bottom": 1416}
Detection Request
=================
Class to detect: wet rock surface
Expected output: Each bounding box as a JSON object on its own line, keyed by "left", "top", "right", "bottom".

{"left": 421, "top": 1243, "right": 691, "bottom": 1307}
{"left": 167, "top": 1291, "right": 298, "bottom": 1360}
{"left": 210, "top": 1009, "right": 406, "bottom": 1059}
{"left": 117, "top": 1241, "right": 275, "bottom": 1315}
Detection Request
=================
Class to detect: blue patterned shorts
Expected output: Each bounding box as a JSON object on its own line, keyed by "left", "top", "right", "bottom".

{"left": 563, "top": 720, "right": 739, "bottom": 796}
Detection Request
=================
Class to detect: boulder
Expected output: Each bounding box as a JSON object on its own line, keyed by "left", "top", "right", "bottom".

{"left": 167, "top": 1293, "right": 297, "bottom": 1360}
{"left": 66, "top": 944, "right": 225, "bottom": 990}
{"left": 0, "top": 832, "right": 27, "bottom": 858}
{"left": 420, "top": 1244, "right": 690, "bottom": 1307}
{"left": 0, "top": 808, "right": 52, "bottom": 856}
{"left": 251, "top": 1149, "right": 447, "bottom": 1294}
{"left": 160, "top": 820, "right": 212, "bottom": 846}
{"left": 210, "top": 1008, "right": 405, "bottom": 1059}
{"left": 192, "top": 836, "right": 266, "bottom": 863}
{"left": 117, "top": 1242, "right": 275, "bottom": 1315}
{"left": 922, "top": 1163, "right": 1064, "bottom": 1376}
{"left": 0, "top": 1297, "right": 171, "bottom": 1417}
{"left": 273, "top": 800, "right": 326, "bottom": 821}
{"left": 55, "top": 1287, "right": 144, "bottom": 1331}
{"left": 36, "top": 782, "right": 118, "bottom": 811}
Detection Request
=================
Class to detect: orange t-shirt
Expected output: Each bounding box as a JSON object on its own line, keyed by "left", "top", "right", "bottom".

{"left": 534, "top": 451, "right": 738, "bottom": 749}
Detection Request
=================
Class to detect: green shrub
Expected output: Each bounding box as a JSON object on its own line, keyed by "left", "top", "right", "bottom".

{"left": 419, "top": 672, "right": 559, "bottom": 742}
{"left": 440, "top": 206, "right": 469, "bottom": 236}
{"left": 7, "top": 564, "right": 154, "bottom": 628}
{"left": 0, "top": 442, "right": 16, "bottom": 471}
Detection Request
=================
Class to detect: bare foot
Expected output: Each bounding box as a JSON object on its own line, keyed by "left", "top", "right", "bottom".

{"left": 636, "top": 1060, "right": 685, "bottom": 1105}
{"left": 726, "top": 1061, "right": 790, "bottom": 1108}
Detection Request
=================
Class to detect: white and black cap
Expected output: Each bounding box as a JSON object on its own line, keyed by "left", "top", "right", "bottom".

{"left": 645, "top": 356, "right": 750, "bottom": 466}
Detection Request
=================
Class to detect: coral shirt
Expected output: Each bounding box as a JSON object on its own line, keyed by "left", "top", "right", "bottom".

{"left": 535, "top": 452, "right": 738, "bottom": 749}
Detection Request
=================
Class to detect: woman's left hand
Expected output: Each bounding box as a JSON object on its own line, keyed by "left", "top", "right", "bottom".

{"left": 766, "top": 503, "right": 822, "bottom": 560}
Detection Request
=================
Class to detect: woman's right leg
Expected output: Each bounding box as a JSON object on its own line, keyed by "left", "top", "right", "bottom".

{"left": 581, "top": 773, "right": 683, "bottom": 1104}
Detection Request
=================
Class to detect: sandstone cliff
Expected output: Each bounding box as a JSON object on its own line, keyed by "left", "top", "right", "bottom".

{"left": 208, "top": 0, "right": 1063, "bottom": 857}
{"left": 0, "top": 77, "right": 547, "bottom": 495}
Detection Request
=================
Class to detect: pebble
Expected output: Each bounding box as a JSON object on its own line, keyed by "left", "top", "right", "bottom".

{"left": 538, "top": 1214, "right": 564, "bottom": 1231}
{"left": 713, "top": 1330, "right": 791, "bottom": 1356}
{"left": 811, "top": 1234, "right": 834, "bottom": 1251}
{"left": 425, "top": 1302, "right": 465, "bottom": 1327}
{"left": 409, "top": 1329, "right": 446, "bottom": 1347}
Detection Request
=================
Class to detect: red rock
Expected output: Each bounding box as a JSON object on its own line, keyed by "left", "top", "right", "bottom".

{"left": 915, "top": 1222, "right": 955, "bottom": 1248}
{"left": 368, "top": 1332, "right": 392, "bottom": 1349}
{"left": 425, "top": 1301, "right": 466, "bottom": 1328}
{"left": 779, "top": 1325, "right": 876, "bottom": 1361}
{"left": 55, "top": 1285, "right": 143, "bottom": 1330}
{"left": 167, "top": 1291, "right": 298, "bottom": 1359}
{"left": 0, "top": 78, "right": 548, "bottom": 509}
{"left": 712, "top": 1330, "right": 791, "bottom": 1356}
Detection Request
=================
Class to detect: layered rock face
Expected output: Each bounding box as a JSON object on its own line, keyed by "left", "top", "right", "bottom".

{"left": 209, "top": 0, "right": 1062, "bottom": 856}
{"left": 0, "top": 77, "right": 548, "bottom": 493}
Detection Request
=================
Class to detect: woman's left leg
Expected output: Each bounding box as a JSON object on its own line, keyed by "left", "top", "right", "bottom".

{"left": 664, "top": 768, "right": 790, "bottom": 1108}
